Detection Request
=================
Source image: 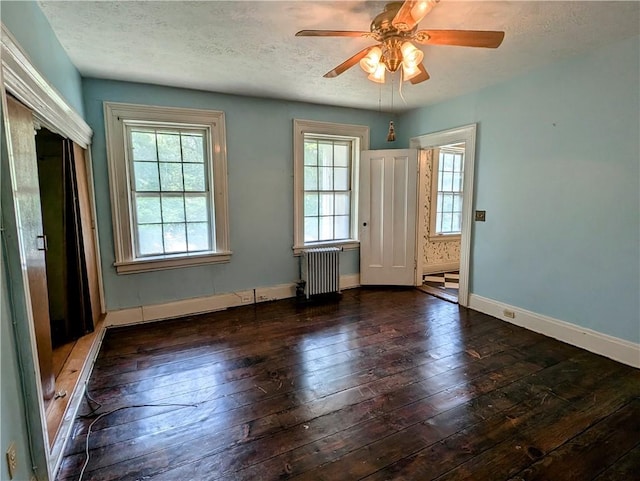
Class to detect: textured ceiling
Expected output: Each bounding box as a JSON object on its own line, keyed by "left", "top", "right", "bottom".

{"left": 38, "top": 1, "right": 640, "bottom": 112}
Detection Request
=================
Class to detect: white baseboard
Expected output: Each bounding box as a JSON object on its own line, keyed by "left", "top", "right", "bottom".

{"left": 423, "top": 262, "right": 460, "bottom": 275}
{"left": 105, "top": 274, "right": 361, "bottom": 328}
{"left": 340, "top": 273, "right": 360, "bottom": 290}
{"left": 468, "top": 294, "right": 640, "bottom": 369}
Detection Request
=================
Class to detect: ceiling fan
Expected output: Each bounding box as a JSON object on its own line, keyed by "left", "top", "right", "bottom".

{"left": 296, "top": 0, "right": 505, "bottom": 85}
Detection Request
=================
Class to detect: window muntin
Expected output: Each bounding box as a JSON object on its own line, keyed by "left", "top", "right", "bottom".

{"left": 126, "top": 126, "right": 213, "bottom": 258}
{"left": 435, "top": 148, "right": 464, "bottom": 235}
{"left": 303, "top": 137, "right": 352, "bottom": 243}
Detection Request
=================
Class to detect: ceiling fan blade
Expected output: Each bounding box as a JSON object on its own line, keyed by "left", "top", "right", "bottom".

{"left": 415, "top": 30, "right": 505, "bottom": 48}
{"left": 392, "top": 0, "right": 438, "bottom": 32}
{"left": 323, "top": 47, "right": 373, "bottom": 78}
{"left": 409, "top": 63, "right": 430, "bottom": 84}
{"left": 296, "top": 30, "right": 371, "bottom": 38}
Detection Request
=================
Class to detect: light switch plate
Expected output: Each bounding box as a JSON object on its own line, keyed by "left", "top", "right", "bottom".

{"left": 475, "top": 210, "right": 486, "bottom": 222}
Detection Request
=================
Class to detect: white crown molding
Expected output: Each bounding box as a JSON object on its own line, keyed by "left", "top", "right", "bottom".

{"left": 469, "top": 294, "right": 640, "bottom": 369}
{"left": 1, "top": 23, "right": 92, "bottom": 147}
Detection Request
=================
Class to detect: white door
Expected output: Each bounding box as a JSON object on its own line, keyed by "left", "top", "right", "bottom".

{"left": 359, "top": 149, "right": 418, "bottom": 285}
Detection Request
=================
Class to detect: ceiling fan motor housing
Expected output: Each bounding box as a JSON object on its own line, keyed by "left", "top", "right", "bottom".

{"left": 382, "top": 38, "right": 403, "bottom": 72}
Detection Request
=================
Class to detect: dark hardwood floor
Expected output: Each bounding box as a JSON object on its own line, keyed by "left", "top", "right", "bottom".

{"left": 57, "top": 287, "right": 640, "bottom": 481}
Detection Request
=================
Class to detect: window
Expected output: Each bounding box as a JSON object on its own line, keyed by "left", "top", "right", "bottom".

{"left": 293, "top": 119, "right": 369, "bottom": 253}
{"left": 303, "top": 137, "right": 352, "bottom": 243}
{"left": 105, "top": 103, "right": 230, "bottom": 273}
{"left": 432, "top": 145, "right": 465, "bottom": 237}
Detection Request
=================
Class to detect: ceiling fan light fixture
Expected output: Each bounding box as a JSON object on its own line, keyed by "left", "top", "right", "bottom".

{"left": 393, "top": 0, "right": 438, "bottom": 32}
{"left": 402, "top": 62, "right": 421, "bottom": 81}
{"left": 400, "top": 41, "right": 424, "bottom": 69}
{"left": 359, "top": 46, "right": 383, "bottom": 74}
{"left": 368, "top": 63, "right": 386, "bottom": 83}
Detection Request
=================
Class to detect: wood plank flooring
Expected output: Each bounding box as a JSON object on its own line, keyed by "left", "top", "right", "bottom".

{"left": 56, "top": 287, "right": 640, "bottom": 481}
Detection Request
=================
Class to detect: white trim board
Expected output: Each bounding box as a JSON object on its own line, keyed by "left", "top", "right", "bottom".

{"left": 50, "top": 323, "right": 106, "bottom": 478}
{"left": 1, "top": 23, "right": 92, "bottom": 147}
{"left": 105, "top": 274, "right": 361, "bottom": 327}
{"left": 423, "top": 262, "right": 460, "bottom": 275}
{"left": 468, "top": 294, "right": 640, "bottom": 369}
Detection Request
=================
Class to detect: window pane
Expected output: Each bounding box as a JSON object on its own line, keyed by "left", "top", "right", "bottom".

{"left": 183, "top": 163, "right": 206, "bottom": 191}
{"left": 304, "top": 141, "right": 318, "bottom": 166}
{"left": 304, "top": 166, "right": 318, "bottom": 190}
{"left": 442, "top": 213, "right": 453, "bottom": 233}
{"left": 157, "top": 133, "right": 181, "bottom": 162}
{"left": 185, "top": 195, "right": 208, "bottom": 222}
{"left": 182, "top": 134, "right": 204, "bottom": 163}
{"left": 304, "top": 193, "right": 318, "bottom": 216}
{"left": 443, "top": 194, "right": 453, "bottom": 213}
{"left": 453, "top": 172, "right": 463, "bottom": 193}
{"left": 334, "top": 215, "right": 350, "bottom": 239}
{"left": 436, "top": 212, "right": 442, "bottom": 233}
{"left": 163, "top": 223, "right": 187, "bottom": 253}
{"left": 334, "top": 192, "right": 350, "bottom": 215}
{"left": 138, "top": 224, "right": 163, "bottom": 256}
{"left": 334, "top": 142, "right": 349, "bottom": 167}
{"left": 319, "top": 216, "right": 334, "bottom": 241}
{"left": 443, "top": 153, "right": 454, "bottom": 171}
{"left": 187, "top": 222, "right": 209, "bottom": 251}
{"left": 161, "top": 195, "right": 185, "bottom": 223}
{"left": 135, "top": 195, "right": 161, "bottom": 224}
{"left": 318, "top": 142, "right": 333, "bottom": 167}
{"left": 452, "top": 213, "right": 462, "bottom": 233}
{"left": 319, "top": 167, "right": 333, "bottom": 190}
{"left": 436, "top": 193, "right": 443, "bottom": 214}
{"left": 319, "top": 193, "right": 334, "bottom": 216}
{"left": 131, "top": 131, "right": 157, "bottom": 161}
{"left": 442, "top": 172, "right": 453, "bottom": 192}
{"left": 334, "top": 167, "right": 349, "bottom": 191}
{"left": 454, "top": 154, "right": 463, "bottom": 172}
{"left": 133, "top": 162, "right": 160, "bottom": 191}
{"left": 453, "top": 194, "right": 463, "bottom": 212}
{"left": 159, "top": 163, "right": 184, "bottom": 191}
{"left": 304, "top": 217, "right": 318, "bottom": 242}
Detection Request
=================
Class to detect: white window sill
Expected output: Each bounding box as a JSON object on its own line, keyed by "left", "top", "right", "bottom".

{"left": 428, "top": 234, "right": 461, "bottom": 243}
{"left": 114, "top": 251, "right": 232, "bottom": 274}
{"left": 293, "top": 240, "right": 359, "bottom": 256}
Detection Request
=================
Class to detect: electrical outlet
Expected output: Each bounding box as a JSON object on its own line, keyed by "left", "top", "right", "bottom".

{"left": 6, "top": 442, "right": 17, "bottom": 480}
{"left": 503, "top": 309, "right": 515, "bottom": 319}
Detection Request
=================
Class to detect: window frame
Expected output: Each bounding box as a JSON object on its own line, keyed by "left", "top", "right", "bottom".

{"left": 429, "top": 145, "right": 465, "bottom": 241}
{"left": 293, "top": 119, "right": 369, "bottom": 254}
{"left": 105, "top": 102, "right": 231, "bottom": 274}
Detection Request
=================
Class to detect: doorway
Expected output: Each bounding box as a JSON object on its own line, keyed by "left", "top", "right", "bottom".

{"left": 35, "top": 127, "right": 96, "bottom": 394}
{"left": 416, "top": 143, "right": 465, "bottom": 303}
{"left": 4, "top": 96, "right": 103, "bottom": 454}
{"left": 411, "top": 124, "right": 477, "bottom": 307}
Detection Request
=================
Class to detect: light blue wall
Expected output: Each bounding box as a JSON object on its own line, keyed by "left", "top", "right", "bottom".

{"left": 398, "top": 35, "right": 640, "bottom": 343}
{"left": 1, "top": 3, "right": 87, "bottom": 479}
{"left": 1, "top": 1, "right": 85, "bottom": 117}
{"left": 83, "top": 79, "right": 392, "bottom": 310}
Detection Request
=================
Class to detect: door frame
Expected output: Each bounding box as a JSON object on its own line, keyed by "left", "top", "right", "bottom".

{"left": 410, "top": 124, "right": 477, "bottom": 307}
{"left": 1, "top": 24, "right": 101, "bottom": 479}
